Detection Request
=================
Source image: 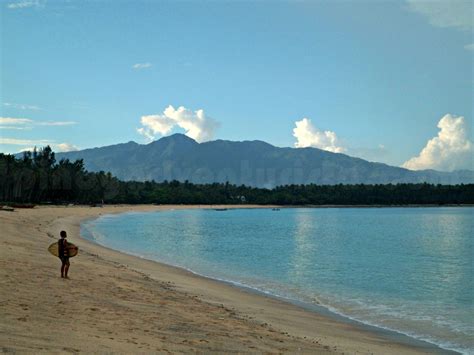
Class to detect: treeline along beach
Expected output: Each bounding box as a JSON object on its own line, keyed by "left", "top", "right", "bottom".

{"left": 1, "top": 146, "right": 473, "bottom": 205}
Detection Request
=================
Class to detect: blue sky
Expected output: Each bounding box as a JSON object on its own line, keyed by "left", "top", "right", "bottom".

{"left": 1, "top": 0, "right": 472, "bottom": 171}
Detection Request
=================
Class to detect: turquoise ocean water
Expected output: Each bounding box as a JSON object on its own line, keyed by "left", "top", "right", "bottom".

{"left": 81, "top": 207, "right": 473, "bottom": 353}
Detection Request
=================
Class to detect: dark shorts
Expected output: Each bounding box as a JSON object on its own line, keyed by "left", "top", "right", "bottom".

{"left": 60, "top": 256, "right": 70, "bottom": 265}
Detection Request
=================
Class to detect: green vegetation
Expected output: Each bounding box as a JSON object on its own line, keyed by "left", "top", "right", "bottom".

{"left": 1, "top": 147, "right": 473, "bottom": 205}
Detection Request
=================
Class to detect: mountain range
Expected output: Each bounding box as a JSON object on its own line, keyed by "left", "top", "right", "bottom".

{"left": 53, "top": 134, "right": 473, "bottom": 187}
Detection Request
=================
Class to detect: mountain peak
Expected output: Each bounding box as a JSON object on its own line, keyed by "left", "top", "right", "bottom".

{"left": 148, "top": 133, "right": 198, "bottom": 146}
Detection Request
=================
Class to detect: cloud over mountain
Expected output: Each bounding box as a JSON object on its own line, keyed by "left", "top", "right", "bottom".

{"left": 402, "top": 114, "right": 473, "bottom": 171}
{"left": 293, "top": 118, "right": 345, "bottom": 153}
{"left": 137, "top": 105, "right": 219, "bottom": 143}
{"left": 56, "top": 143, "right": 79, "bottom": 152}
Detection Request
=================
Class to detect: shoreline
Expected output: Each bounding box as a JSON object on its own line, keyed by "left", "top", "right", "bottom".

{"left": 80, "top": 206, "right": 462, "bottom": 354}
{"left": 6, "top": 203, "right": 473, "bottom": 209}
{"left": 1, "top": 205, "right": 457, "bottom": 353}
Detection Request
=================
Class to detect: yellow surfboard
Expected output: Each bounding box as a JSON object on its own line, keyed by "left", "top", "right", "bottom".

{"left": 48, "top": 242, "right": 79, "bottom": 257}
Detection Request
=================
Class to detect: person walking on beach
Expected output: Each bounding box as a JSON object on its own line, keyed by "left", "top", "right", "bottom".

{"left": 58, "top": 230, "right": 70, "bottom": 278}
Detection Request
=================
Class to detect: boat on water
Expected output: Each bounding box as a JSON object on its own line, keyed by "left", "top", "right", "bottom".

{"left": 1, "top": 206, "right": 15, "bottom": 212}
{"left": 214, "top": 208, "right": 228, "bottom": 211}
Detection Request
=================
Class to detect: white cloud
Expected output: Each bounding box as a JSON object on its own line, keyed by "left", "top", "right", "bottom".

{"left": 3, "top": 102, "right": 41, "bottom": 110}
{"left": 19, "top": 147, "right": 36, "bottom": 152}
{"left": 0, "top": 117, "right": 33, "bottom": 125}
{"left": 0, "top": 117, "right": 79, "bottom": 153}
{"left": 136, "top": 127, "right": 156, "bottom": 141}
{"left": 0, "top": 138, "right": 78, "bottom": 153}
{"left": 139, "top": 114, "right": 174, "bottom": 137}
{"left": 137, "top": 105, "right": 219, "bottom": 143}
{"left": 37, "top": 121, "right": 77, "bottom": 126}
{"left": 293, "top": 118, "right": 346, "bottom": 153}
{"left": 0, "top": 126, "right": 32, "bottom": 130}
{"left": 132, "top": 63, "right": 152, "bottom": 70}
{"left": 464, "top": 43, "right": 474, "bottom": 51}
{"left": 56, "top": 143, "right": 79, "bottom": 152}
{"left": 402, "top": 114, "right": 473, "bottom": 171}
{"left": 0, "top": 138, "right": 53, "bottom": 145}
{"left": 0, "top": 117, "right": 77, "bottom": 128}
{"left": 406, "top": 0, "right": 472, "bottom": 30}
{"left": 6, "top": 0, "right": 42, "bottom": 9}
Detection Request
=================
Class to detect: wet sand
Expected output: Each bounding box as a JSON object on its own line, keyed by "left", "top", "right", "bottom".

{"left": 0, "top": 205, "right": 448, "bottom": 353}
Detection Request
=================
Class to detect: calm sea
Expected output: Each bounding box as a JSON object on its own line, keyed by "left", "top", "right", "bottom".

{"left": 81, "top": 207, "right": 473, "bottom": 353}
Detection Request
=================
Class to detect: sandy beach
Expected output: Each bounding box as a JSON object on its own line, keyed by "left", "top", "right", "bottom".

{"left": 0, "top": 205, "right": 449, "bottom": 354}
